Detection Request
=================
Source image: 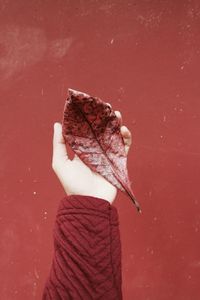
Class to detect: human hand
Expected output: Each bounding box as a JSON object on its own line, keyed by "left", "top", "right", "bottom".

{"left": 52, "top": 111, "right": 132, "bottom": 203}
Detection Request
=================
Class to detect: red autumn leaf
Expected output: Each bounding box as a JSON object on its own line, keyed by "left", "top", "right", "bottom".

{"left": 62, "top": 88, "right": 141, "bottom": 213}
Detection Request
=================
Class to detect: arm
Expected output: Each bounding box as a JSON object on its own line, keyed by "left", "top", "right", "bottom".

{"left": 42, "top": 111, "right": 132, "bottom": 300}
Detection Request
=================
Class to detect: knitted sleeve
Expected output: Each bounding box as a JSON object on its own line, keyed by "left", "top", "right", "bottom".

{"left": 42, "top": 194, "right": 122, "bottom": 300}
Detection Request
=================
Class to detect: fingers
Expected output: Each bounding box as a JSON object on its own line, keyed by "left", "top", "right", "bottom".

{"left": 52, "top": 122, "right": 70, "bottom": 168}
{"left": 120, "top": 125, "right": 131, "bottom": 139}
{"left": 115, "top": 110, "right": 132, "bottom": 155}
{"left": 115, "top": 110, "right": 122, "bottom": 126}
{"left": 120, "top": 125, "right": 132, "bottom": 155}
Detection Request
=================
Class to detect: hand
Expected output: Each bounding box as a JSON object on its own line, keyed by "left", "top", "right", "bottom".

{"left": 52, "top": 111, "right": 132, "bottom": 203}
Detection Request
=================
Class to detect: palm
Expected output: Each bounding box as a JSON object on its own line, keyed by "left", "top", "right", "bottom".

{"left": 52, "top": 110, "right": 132, "bottom": 204}
{"left": 59, "top": 155, "right": 117, "bottom": 202}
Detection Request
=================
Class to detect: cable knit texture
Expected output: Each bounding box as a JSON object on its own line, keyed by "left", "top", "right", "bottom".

{"left": 42, "top": 194, "right": 122, "bottom": 300}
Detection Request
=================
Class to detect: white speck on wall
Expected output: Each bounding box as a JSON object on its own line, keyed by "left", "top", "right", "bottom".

{"left": 110, "top": 38, "right": 114, "bottom": 44}
{"left": 146, "top": 247, "right": 154, "bottom": 255}
{"left": 33, "top": 280, "right": 37, "bottom": 297}
{"left": 43, "top": 211, "right": 48, "bottom": 220}
{"left": 34, "top": 267, "right": 40, "bottom": 279}
{"left": 136, "top": 10, "right": 163, "bottom": 29}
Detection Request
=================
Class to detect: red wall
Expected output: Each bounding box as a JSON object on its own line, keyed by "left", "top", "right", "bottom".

{"left": 0, "top": 1, "right": 200, "bottom": 299}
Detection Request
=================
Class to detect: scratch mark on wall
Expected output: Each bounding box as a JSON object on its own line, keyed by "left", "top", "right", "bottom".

{"left": 48, "top": 37, "right": 73, "bottom": 60}
{"left": 0, "top": 25, "right": 73, "bottom": 81}
{"left": 0, "top": 25, "right": 47, "bottom": 79}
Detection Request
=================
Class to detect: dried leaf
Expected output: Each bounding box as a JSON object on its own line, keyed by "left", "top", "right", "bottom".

{"left": 62, "top": 88, "right": 141, "bottom": 213}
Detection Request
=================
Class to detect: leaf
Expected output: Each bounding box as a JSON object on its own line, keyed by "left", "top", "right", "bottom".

{"left": 62, "top": 88, "right": 141, "bottom": 213}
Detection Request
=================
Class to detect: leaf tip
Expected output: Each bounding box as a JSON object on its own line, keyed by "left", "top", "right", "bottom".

{"left": 68, "top": 88, "right": 89, "bottom": 98}
{"left": 68, "top": 88, "right": 76, "bottom": 96}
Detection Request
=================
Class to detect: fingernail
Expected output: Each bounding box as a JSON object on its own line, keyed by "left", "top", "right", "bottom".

{"left": 54, "top": 123, "right": 60, "bottom": 130}
{"left": 120, "top": 125, "right": 127, "bottom": 131}
{"left": 115, "top": 111, "right": 121, "bottom": 117}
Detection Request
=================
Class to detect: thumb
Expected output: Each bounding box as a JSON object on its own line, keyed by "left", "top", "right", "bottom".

{"left": 52, "top": 122, "right": 69, "bottom": 166}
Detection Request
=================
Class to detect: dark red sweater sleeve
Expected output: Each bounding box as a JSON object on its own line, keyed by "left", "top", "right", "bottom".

{"left": 42, "top": 194, "right": 122, "bottom": 300}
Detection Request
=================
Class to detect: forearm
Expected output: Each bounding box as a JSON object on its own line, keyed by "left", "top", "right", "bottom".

{"left": 42, "top": 194, "right": 122, "bottom": 300}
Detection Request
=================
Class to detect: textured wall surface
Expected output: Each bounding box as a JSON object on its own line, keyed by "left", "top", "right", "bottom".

{"left": 0, "top": 1, "right": 200, "bottom": 299}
